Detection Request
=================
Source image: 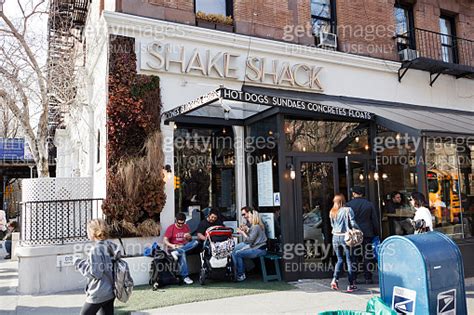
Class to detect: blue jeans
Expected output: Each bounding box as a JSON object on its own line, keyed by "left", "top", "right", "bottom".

{"left": 173, "top": 240, "right": 199, "bottom": 277}
{"left": 5, "top": 240, "right": 11, "bottom": 255}
{"left": 232, "top": 243, "right": 266, "bottom": 276}
{"left": 332, "top": 235, "right": 354, "bottom": 284}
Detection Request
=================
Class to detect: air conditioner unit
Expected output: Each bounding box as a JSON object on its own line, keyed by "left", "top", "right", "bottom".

{"left": 318, "top": 32, "right": 337, "bottom": 50}
{"left": 399, "top": 48, "right": 418, "bottom": 62}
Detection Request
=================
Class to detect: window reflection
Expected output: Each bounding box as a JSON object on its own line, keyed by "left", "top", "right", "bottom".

{"left": 285, "top": 119, "right": 369, "bottom": 154}
{"left": 174, "top": 126, "right": 235, "bottom": 220}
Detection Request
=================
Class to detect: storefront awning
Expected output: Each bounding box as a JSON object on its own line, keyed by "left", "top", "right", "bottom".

{"left": 162, "top": 86, "right": 474, "bottom": 138}
{"left": 162, "top": 87, "right": 375, "bottom": 125}
{"left": 242, "top": 86, "right": 474, "bottom": 137}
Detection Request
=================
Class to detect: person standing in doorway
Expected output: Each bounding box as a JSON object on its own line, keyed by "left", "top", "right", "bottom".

{"left": 330, "top": 194, "right": 358, "bottom": 292}
{"left": 346, "top": 186, "right": 380, "bottom": 284}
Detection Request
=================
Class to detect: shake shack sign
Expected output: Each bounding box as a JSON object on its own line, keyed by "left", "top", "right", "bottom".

{"left": 162, "top": 88, "right": 374, "bottom": 121}
{"left": 141, "top": 42, "right": 324, "bottom": 91}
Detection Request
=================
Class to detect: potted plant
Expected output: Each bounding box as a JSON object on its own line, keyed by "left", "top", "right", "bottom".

{"left": 195, "top": 11, "right": 234, "bottom": 32}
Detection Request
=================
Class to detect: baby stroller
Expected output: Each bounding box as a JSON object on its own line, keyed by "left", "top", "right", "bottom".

{"left": 199, "top": 225, "right": 235, "bottom": 285}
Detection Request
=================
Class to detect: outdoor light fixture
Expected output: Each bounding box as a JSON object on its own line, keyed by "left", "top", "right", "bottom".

{"left": 382, "top": 173, "right": 388, "bottom": 180}
{"left": 374, "top": 172, "right": 380, "bottom": 181}
{"left": 0, "top": 0, "right": 4, "bottom": 13}
{"left": 355, "top": 137, "right": 360, "bottom": 143}
{"left": 220, "top": 98, "right": 231, "bottom": 121}
{"left": 163, "top": 164, "right": 172, "bottom": 180}
{"left": 287, "top": 163, "right": 296, "bottom": 180}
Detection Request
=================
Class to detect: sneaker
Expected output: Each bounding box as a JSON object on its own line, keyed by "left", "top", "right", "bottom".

{"left": 236, "top": 274, "right": 246, "bottom": 282}
{"left": 330, "top": 280, "right": 339, "bottom": 290}
{"left": 183, "top": 277, "right": 193, "bottom": 285}
{"left": 4, "top": 255, "right": 11, "bottom": 260}
{"left": 346, "top": 285, "right": 358, "bottom": 293}
{"left": 170, "top": 251, "right": 179, "bottom": 261}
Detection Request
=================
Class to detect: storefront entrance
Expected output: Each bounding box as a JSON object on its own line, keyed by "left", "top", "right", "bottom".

{"left": 285, "top": 155, "right": 372, "bottom": 279}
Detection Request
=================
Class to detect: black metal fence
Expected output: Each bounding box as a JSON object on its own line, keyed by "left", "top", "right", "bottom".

{"left": 412, "top": 28, "right": 474, "bottom": 67}
{"left": 20, "top": 199, "right": 103, "bottom": 246}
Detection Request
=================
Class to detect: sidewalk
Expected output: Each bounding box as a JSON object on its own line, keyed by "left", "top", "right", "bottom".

{"left": 1, "top": 258, "right": 474, "bottom": 314}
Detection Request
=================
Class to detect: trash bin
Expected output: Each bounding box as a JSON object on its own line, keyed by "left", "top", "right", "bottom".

{"left": 378, "top": 231, "right": 467, "bottom": 314}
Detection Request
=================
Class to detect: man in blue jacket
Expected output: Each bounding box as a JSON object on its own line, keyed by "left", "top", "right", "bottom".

{"left": 346, "top": 186, "right": 380, "bottom": 284}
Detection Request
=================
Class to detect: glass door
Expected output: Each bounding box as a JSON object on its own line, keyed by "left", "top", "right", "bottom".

{"left": 295, "top": 157, "right": 338, "bottom": 278}
{"left": 345, "top": 156, "right": 370, "bottom": 201}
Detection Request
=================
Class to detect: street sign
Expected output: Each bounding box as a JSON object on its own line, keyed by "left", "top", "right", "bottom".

{"left": 56, "top": 254, "right": 82, "bottom": 267}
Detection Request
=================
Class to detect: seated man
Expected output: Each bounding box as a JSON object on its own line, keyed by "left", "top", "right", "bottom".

{"left": 163, "top": 213, "right": 198, "bottom": 284}
{"left": 3, "top": 221, "right": 18, "bottom": 259}
{"left": 196, "top": 208, "right": 224, "bottom": 244}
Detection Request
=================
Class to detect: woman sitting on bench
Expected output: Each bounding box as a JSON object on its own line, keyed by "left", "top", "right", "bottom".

{"left": 232, "top": 208, "right": 267, "bottom": 282}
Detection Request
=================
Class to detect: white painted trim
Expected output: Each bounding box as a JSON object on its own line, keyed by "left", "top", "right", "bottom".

{"left": 102, "top": 11, "right": 401, "bottom": 74}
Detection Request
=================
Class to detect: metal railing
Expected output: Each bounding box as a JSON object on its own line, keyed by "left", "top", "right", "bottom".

{"left": 398, "top": 28, "right": 474, "bottom": 67}
{"left": 20, "top": 198, "right": 103, "bottom": 246}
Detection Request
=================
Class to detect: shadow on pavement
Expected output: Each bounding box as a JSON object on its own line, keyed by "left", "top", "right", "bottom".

{"left": 15, "top": 306, "right": 82, "bottom": 315}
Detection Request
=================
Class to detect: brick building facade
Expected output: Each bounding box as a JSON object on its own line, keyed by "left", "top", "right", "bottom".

{"left": 112, "top": 0, "right": 474, "bottom": 62}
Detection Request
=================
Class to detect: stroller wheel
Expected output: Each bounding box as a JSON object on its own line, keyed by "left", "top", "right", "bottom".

{"left": 199, "top": 268, "right": 206, "bottom": 285}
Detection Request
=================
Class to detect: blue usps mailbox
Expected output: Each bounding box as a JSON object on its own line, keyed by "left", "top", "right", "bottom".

{"left": 379, "top": 232, "right": 467, "bottom": 315}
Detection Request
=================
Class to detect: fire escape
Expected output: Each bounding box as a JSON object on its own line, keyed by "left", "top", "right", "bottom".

{"left": 47, "top": 0, "right": 89, "bottom": 160}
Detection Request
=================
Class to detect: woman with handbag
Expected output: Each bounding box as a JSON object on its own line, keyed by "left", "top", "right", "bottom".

{"left": 329, "top": 194, "right": 360, "bottom": 293}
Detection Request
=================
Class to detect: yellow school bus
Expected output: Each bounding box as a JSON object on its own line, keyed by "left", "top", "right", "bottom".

{"left": 427, "top": 170, "right": 461, "bottom": 224}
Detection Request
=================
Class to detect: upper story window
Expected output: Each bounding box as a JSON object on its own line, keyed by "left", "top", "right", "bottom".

{"left": 394, "top": 4, "right": 415, "bottom": 50}
{"left": 195, "top": 0, "right": 232, "bottom": 16}
{"left": 311, "top": 0, "right": 335, "bottom": 36}
{"left": 439, "top": 15, "right": 457, "bottom": 64}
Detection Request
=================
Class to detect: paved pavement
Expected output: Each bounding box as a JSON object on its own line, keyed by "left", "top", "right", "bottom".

{"left": 1, "top": 258, "right": 474, "bottom": 314}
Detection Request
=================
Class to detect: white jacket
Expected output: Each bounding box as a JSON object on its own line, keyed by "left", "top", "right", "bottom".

{"left": 0, "top": 210, "right": 6, "bottom": 232}
{"left": 414, "top": 206, "right": 433, "bottom": 232}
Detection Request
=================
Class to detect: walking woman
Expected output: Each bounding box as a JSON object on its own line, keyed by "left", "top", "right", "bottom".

{"left": 330, "top": 194, "right": 358, "bottom": 292}
{"left": 75, "top": 219, "right": 118, "bottom": 315}
{"left": 232, "top": 208, "right": 267, "bottom": 281}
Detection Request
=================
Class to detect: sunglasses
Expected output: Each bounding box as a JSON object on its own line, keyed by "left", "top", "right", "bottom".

{"left": 176, "top": 221, "right": 185, "bottom": 225}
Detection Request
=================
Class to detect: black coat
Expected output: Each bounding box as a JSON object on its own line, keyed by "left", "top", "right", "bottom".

{"left": 346, "top": 197, "right": 380, "bottom": 238}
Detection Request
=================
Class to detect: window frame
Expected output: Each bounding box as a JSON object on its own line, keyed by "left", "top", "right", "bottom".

{"left": 439, "top": 14, "right": 458, "bottom": 64}
{"left": 394, "top": 3, "right": 416, "bottom": 51}
{"left": 311, "top": 0, "right": 337, "bottom": 37}
{"left": 194, "top": 0, "right": 233, "bottom": 17}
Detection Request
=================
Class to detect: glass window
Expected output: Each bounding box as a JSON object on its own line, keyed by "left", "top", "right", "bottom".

{"left": 247, "top": 116, "right": 279, "bottom": 211}
{"left": 285, "top": 119, "right": 370, "bottom": 154}
{"left": 376, "top": 128, "right": 418, "bottom": 238}
{"left": 195, "top": 0, "right": 227, "bottom": 16}
{"left": 439, "top": 16, "right": 456, "bottom": 63}
{"left": 311, "top": 0, "right": 334, "bottom": 36}
{"left": 425, "top": 138, "right": 472, "bottom": 239}
{"left": 174, "top": 126, "right": 236, "bottom": 220}
{"left": 394, "top": 4, "right": 414, "bottom": 50}
{"left": 247, "top": 116, "right": 282, "bottom": 246}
